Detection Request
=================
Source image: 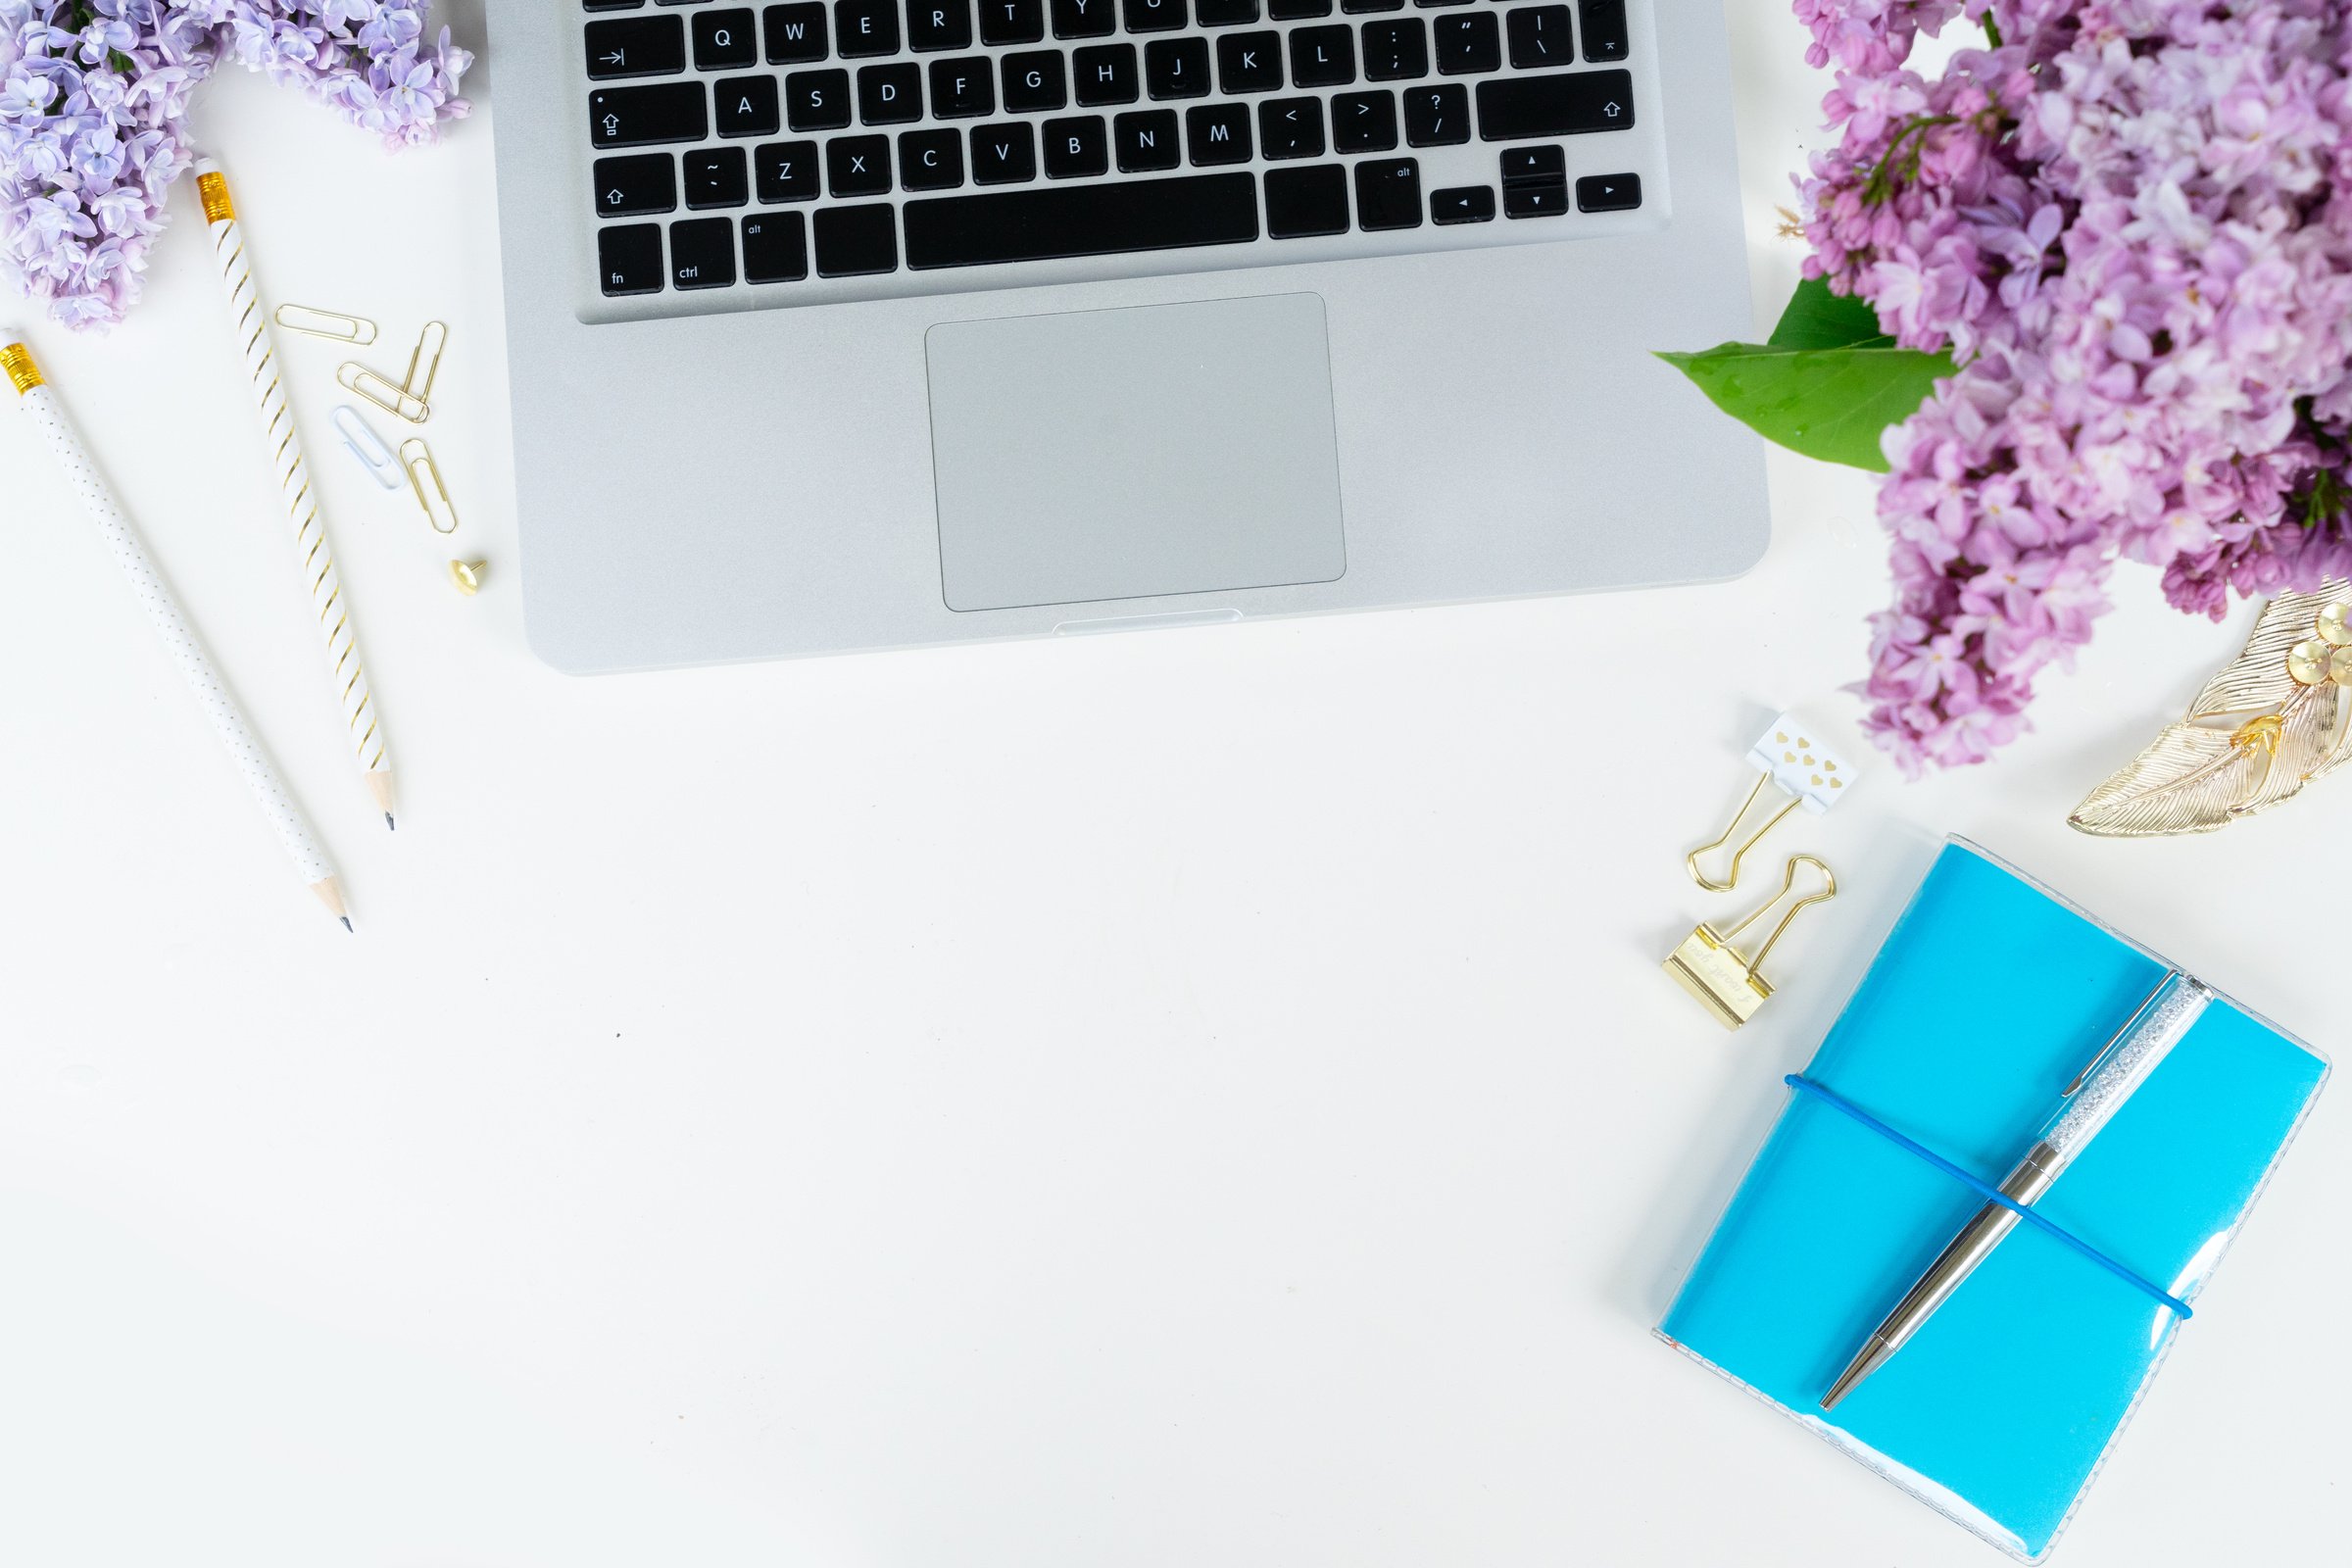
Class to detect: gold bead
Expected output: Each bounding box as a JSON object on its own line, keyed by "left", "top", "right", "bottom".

{"left": 448, "top": 560, "right": 486, "bottom": 596}
{"left": 2288, "top": 638, "right": 2333, "bottom": 685}
{"left": 2320, "top": 603, "right": 2352, "bottom": 647}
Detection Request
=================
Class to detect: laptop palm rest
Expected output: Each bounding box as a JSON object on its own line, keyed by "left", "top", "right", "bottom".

{"left": 924, "top": 293, "right": 1348, "bottom": 613}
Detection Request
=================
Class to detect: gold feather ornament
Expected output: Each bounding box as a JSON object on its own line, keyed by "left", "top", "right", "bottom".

{"left": 2071, "top": 582, "right": 2352, "bottom": 837}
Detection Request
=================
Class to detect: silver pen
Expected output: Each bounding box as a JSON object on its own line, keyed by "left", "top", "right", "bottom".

{"left": 1820, "top": 971, "right": 2212, "bottom": 1411}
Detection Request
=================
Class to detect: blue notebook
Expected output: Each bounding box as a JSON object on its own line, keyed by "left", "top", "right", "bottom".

{"left": 1659, "top": 840, "right": 2328, "bottom": 1561}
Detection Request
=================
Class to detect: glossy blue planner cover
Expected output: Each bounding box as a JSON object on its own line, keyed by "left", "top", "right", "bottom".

{"left": 1659, "top": 840, "right": 2328, "bottom": 1561}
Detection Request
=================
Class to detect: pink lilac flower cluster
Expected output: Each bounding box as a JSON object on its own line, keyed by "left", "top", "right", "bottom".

{"left": 0, "top": 0, "right": 467, "bottom": 327}
{"left": 1793, "top": 0, "right": 2352, "bottom": 771}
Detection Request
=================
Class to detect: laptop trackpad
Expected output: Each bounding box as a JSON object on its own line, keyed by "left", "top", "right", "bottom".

{"left": 925, "top": 293, "right": 1348, "bottom": 612}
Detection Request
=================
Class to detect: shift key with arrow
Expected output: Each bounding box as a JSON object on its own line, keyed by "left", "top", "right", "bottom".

{"left": 585, "top": 17, "right": 687, "bottom": 80}
{"left": 1474, "top": 68, "right": 1635, "bottom": 142}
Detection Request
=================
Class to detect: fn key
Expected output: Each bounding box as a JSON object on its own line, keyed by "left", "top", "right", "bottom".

{"left": 598, "top": 222, "right": 664, "bottom": 295}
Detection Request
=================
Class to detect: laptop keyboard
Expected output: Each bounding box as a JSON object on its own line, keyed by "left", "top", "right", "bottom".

{"left": 579, "top": 0, "right": 1650, "bottom": 310}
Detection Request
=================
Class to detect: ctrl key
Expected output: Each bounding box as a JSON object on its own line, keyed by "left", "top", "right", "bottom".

{"left": 598, "top": 221, "right": 664, "bottom": 295}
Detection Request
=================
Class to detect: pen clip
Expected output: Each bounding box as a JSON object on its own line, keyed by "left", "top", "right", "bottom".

{"left": 2064, "top": 971, "right": 2180, "bottom": 1095}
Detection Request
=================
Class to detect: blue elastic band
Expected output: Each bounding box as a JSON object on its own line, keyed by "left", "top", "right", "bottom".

{"left": 1784, "top": 1074, "right": 2192, "bottom": 1319}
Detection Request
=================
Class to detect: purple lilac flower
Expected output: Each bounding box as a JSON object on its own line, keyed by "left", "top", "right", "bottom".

{"left": 1790, "top": 1, "right": 2352, "bottom": 773}
{"left": 1, "top": 0, "right": 469, "bottom": 326}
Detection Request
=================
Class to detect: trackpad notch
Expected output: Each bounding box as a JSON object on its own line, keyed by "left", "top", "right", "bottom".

{"left": 925, "top": 293, "right": 1347, "bottom": 612}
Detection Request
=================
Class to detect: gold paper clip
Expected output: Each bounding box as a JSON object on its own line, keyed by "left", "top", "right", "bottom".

{"left": 1664, "top": 855, "right": 1838, "bottom": 1029}
{"left": 338, "top": 361, "right": 429, "bottom": 423}
{"left": 402, "top": 319, "right": 448, "bottom": 403}
{"left": 1686, "top": 711, "right": 1859, "bottom": 892}
{"left": 400, "top": 438, "right": 459, "bottom": 533}
{"left": 273, "top": 304, "right": 377, "bottom": 345}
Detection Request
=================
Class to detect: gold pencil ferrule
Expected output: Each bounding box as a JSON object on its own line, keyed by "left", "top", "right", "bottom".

{"left": 1, "top": 341, "right": 41, "bottom": 395}
{"left": 197, "top": 170, "right": 235, "bottom": 223}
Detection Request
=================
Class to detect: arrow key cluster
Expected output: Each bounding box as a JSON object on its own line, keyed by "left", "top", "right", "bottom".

{"left": 1498, "top": 141, "right": 1564, "bottom": 219}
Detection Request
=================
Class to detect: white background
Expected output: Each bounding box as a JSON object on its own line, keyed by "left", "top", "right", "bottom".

{"left": 2, "top": 6, "right": 2344, "bottom": 1565}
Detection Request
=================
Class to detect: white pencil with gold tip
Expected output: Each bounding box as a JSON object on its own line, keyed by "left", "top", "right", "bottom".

{"left": 3, "top": 335, "right": 352, "bottom": 930}
{"left": 194, "top": 155, "right": 399, "bottom": 830}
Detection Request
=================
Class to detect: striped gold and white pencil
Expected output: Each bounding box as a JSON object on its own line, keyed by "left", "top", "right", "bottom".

{"left": 193, "top": 156, "right": 397, "bottom": 830}
{"left": 4, "top": 336, "right": 352, "bottom": 929}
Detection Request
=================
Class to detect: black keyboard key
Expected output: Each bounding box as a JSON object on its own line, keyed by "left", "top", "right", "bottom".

{"left": 1476, "top": 68, "right": 1632, "bottom": 138}
{"left": 1576, "top": 171, "right": 1640, "bottom": 211}
{"left": 859, "top": 61, "right": 923, "bottom": 122}
{"left": 786, "top": 68, "right": 851, "bottom": 128}
{"left": 669, "top": 216, "right": 737, "bottom": 287}
{"left": 764, "top": 3, "right": 828, "bottom": 62}
{"left": 1330, "top": 90, "right": 1396, "bottom": 152}
{"left": 1002, "top": 48, "right": 1067, "bottom": 111}
{"left": 1114, "top": 108, "right": 1181, "bottom": 171}
{"left": 598, "top": 222, "right": 664, "bottom": 294}
{"left": 1122, "top": 0, "right": 1184, "bottom": 29}
{"left": 1186, "top": 102, "right": 1252, "bottom": 163}
{"left": 1146, "top": 37, "right": 1211, "bottom": 100}
{"left": 814, "top": 202, "right": 900, "bottom": 273}
{"left": 715, "top": 74, "right": 781, "bottom": 134}
{"left": 586, "top": 0, "right": 645, "bottom": 11}
{"left": 1342, "top": 0, "right": 1403, "bottom": 11}
{"left": 1435, "top": 11, "right": 1498, "bottom": 74}
{"left": 903, "top": 171, "right": 1257, "bottom": 267}
{"left": 1579, "top": 0, "right": 1627, "bottom": 61}
{"left": 1353, "top": 156, "right": 1419, "bottom": 229}
{"left": 978, "top": 0, "right": 1045, "bottom": 42}
{"left": 971, "top": 121, "right": 1039, "bottom": 182}
{"left": 1043, "top": 114, "right": 1109, "bottom": 176}
{"left": 1264, "top": 163, "right": 1347, "bottom": 237}
{"left": 586, "top": 16, "right": 685, "bottom": 78}
{"left": 684, "top": 144, "right": 751, "bottom": 206}
{"left": 828, "top": 133, "right": 893, "bottom": 194}
{"left": 1412, "top": 0, "right": 1469, "bottom": 7}
{"left": 1003, "top": 50, "right": 1067, "bottom": 111}
{"left": 1503, "top": 180, "right": 1566, "bottom": 217}
{"left": 1290, "top": 24, "right": 1354, "bottom": 86}
{"left": 1216, "top": 31, "right": 1283, "bottom": 93}
{"left": 1267, "top": 0, "right": 1330, "bottom": 16}
{"left": 1430, "top": 182, "right": 1494, "bottom": 222}
{"left": 836, "top": 0, "right": 900, "bottom": 55}
{"left": 742, "top": 211, "right": 808, "bottom": 280}
{"left": 1498, "top": 144, "right": 1563, "bottom": 183}
{"left": 693, "top": 8, "right": 759, "bottom": 69}
{"left": 930, "top": 56, "right": 997, "bottom": 116}
{"left": 1052, "top": 0, "right": 1116, "bottom": 34}
{"left": 1401, "top": 82, "right": 1466, "bottom": 145}
{"left": 901, "top": 126, "right": 967, "bottom": 186}
{"left": 1075, "top": 43, "right": 1139, "bottom": 105}
{"left": 1507, "top": 5, "right": 1571, "bottom": 69}
{"left": 908, "top": 0, "right": 973, "bottom": 48}
{"left": 1362, "top": 19, "right": 1427, "bottom": 80}
{"left": 1257, "top": 96, "right": 1323, "bottom": 159}
{"left": 590, "top": 82, "right": 708, "bottom": 148}
{"left": 594, "top": 153, "right": 678, "bottom": 216}
{"left": 755, "top": 138, "right": 821, "bottom": 199}
{"left": 1197, "top": 0, "right": 1257, "bottom": 21}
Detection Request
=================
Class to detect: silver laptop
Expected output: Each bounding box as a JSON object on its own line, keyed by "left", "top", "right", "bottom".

{"left": 486, "top": 0, "right": 1764, "bottom": 671}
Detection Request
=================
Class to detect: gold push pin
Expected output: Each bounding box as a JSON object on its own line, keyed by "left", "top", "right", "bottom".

{"left": 1687, "top": 711, "right": 1859, "bottom": 892}
{"left": 1664, "top": 855, "right": 1838, "bottom": 1029}
{"left": 449, "top": 560, "right": 486, "bottom": 595}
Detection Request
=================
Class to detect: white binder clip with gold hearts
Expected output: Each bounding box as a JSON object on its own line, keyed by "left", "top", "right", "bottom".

{"left": 1686, "top": 713, "right": 1858, "bottom": 892}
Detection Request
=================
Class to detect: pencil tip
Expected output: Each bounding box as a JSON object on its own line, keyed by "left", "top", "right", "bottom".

{"left": 385, "top": 812, "right": 396, "bottom": 831}
{"left": 341, "top": 916, "right": 354, "bottom": 932}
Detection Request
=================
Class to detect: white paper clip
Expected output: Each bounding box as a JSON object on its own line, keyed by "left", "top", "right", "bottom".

{"left": 331, "top": 405, "right": 402, "bottom": 490}
{"left": 337, "top": 361, "right": 428, "bottom": 423}
{"left": 273, "top": 304, "right": 377, "bottom": 345}
{"left": 1685, "top": 712, "right": 1861, "bottom": 893}
{"left": 402, "top": 319, "right": 448, "bottom": 403}
{"left": 400, "top": 437, "right": 460, "bottom": 534}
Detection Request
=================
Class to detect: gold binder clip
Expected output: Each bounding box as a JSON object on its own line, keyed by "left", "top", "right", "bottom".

{"left": 1686, "top": 712, "right": 1859, "bottom": 891}
{"left": 1664, "top": 855, "right": 1838, "bottom": 1029}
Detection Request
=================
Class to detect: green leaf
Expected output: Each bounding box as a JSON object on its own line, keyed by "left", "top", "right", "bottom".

{"left": 1765, "top": 275, "right": 1894, "bottom": 351}
{"left": 1655, "top": 340, "right": 1950, "bottom": 471}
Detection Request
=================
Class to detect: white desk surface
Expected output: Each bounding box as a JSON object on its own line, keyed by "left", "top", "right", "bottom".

{"left": 3, "top": 11, "right": 2344, "bottom": 1566}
